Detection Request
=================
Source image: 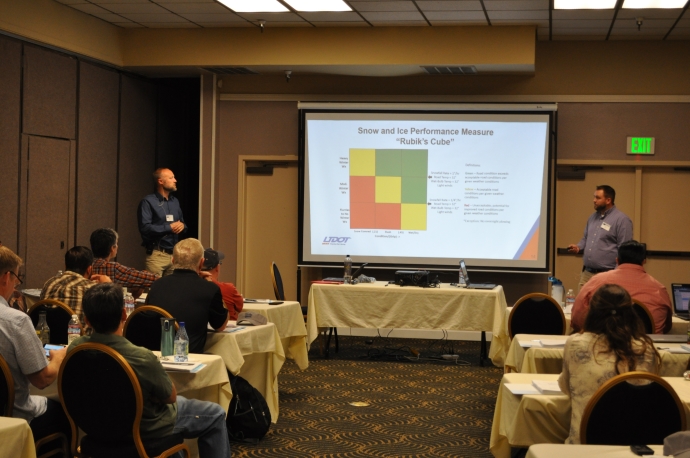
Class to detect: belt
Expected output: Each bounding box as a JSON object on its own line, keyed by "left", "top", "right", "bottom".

{"left": 153, "top": 246, "right": 173, "bottom": 255}
{"left": 584, "top": 266, "right": 611, "bottom": 274}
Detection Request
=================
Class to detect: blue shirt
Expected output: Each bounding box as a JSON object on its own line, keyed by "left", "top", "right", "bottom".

{"left": 577, "top": 205, "right": 633, "bottom": 271}
{"left": 137, "top": 192, "right": 186, "bottom": 250}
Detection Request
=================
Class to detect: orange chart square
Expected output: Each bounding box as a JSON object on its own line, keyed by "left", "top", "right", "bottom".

{"left": 350, "top": 202, "right": 376, "bottom": 229}
{"left": 350, "top": 176, "right": 375, "bottom": 203}
{"left": 375, "top": 203, "right": 401, "bottom": 229}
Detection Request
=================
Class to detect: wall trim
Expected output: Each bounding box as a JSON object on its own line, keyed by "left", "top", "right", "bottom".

{"left": 220, "top": 94, "right": 690, "bottom": 103}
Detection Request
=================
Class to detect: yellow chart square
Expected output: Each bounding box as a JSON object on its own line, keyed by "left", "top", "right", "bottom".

{"left": 350, "top": 149, "right": 376, "bottom": 176}
{"left": 401, "top": 204, "right": 427, "bottom": 230}
{"left": 375, "top": 176, "right": 401, "bottom": 203}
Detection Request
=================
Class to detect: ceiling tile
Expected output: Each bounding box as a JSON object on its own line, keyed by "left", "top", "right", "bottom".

{"left": 300, "top": 12, "right": 363, "bottom": 21}
{"left": 416, "top": 1, "right": 482, "bottom": 11}
{"left": 161, "top": 2, "right": 233, "bottom": 13}
{"left": 369, "top": 20, "right": 429, "bottom": 25}
{"left": 484, "top": 0, "right": 549, "bottom": 10}
{"left": 312, "top": 21, "right": 370, "bottom": 26}
{"left": 68, "top": 3, "right": 112, "bottom": 14}
{"left": 362, "top": 11, "right": 424, "bottom": 20}
{"left": 89, "top": 0, "right": 152, "bottom": 3}
{"left": 429, "top": 20, "right": 490, "bottom": 25}
{"left": 178, "top": 13, "right": 246, "bottom": 22}
{"left": 552, "top": 9, "right": 615, "bottom": 20}
{"left": 236, "top": 12, "right": 305, "bottom": 21}
{"left": 96, "top": 3, "right": 170, "bottom": 13}
{"left": 612, "top": 18, "right": 676, "bottom": 28}
{"left": 55, "top": 0, "right": 90, "bottom": 4}
{"left": 91, "top": 12, "right": 134, "bottom": 22}
{"left": 155, "top": 0, "right": 215, "bottom": 2}
{"left": 488, "top": 10, "right": 549, "bottom": 19}
{"left": 491, "top": 19, "right": 549, "bottom": 26}
{"left": 424, "top": 11, "right": 486, "bottom": 20}
{"left": 119, "top": 12, "right": 189, "bottom": 21}
{"left": 551, "top": 28, "right": 610, "bottom": 35}
{"left": 113, "top": 22, "right": 145, "bottom": 27}
{"left": 197, "top": 21, "right": 254, "bottom": 26}
{"left": 137, "top": 22, "right": 200, "bottom": 27}
{"left": 617, "top": 8, "right": 685, "bottom": 19}
{"left": 552, "top": 19, "right": 612, "bottom": 27}
{"left": 348, "top": 1, "right": 418, "bottom": 12}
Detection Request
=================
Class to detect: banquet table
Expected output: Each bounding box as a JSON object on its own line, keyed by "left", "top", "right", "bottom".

{"left": 242, "top": 300, "right": 308, "bottom": 370}
{"left": 204, "top": 322, "right": 285, "bottom": 422}
{"left": 0, "top": 417, "right": 36, "bottom": 458}
{"left": 526, "top": 443, "right": 664, "bottom": 458}
{"left": 489, "top": 373, "right": 690, "bottom": 458}
{"left": 307, "top": 281, "right": 510, "bottom": 366}
{"left": 505, "top": 334, "right": 690, "bottom": 377}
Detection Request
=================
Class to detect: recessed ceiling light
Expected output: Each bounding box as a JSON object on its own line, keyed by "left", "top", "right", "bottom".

{"left": 554, "top": 0, "right": 617, "bottom": 8}
{"left": 217, "top": 0, "right": 289, "bottom": 13}
{"left": 622, "top": 0, "right": 687, "bottom": 7}
{"left": 283, "top": 0, "right": 352, "bottom": 11}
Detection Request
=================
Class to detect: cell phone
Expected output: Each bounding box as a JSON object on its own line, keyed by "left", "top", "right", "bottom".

{"left": 44, "top": 344, "right": 64, "bottom": 357}
{"left": 630, "top": 445, "right": 654, "bottom": 456}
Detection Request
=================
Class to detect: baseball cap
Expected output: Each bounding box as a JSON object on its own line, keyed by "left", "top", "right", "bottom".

{"left": 202, "top": 248, "right": 225, "bottom": 270}
{"left": 236, "top": 311, "right": 268, "bottom": 326}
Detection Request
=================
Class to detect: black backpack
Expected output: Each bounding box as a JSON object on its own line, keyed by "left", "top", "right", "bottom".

{"left": 226, "top": 375, "right": 271, "bottom": 443}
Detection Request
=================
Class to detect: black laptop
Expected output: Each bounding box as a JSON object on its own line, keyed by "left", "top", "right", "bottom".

{"left": 672, "top": 283, "right": 690, "bottom": 321}
{"left": 459, "top": 260, "right": 496, "bottom": 290}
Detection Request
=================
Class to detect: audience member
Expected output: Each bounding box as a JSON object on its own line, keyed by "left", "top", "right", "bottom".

{"left": 201, "top": 248, "right": 243, "bottom": 321}
{"left": 571, "top": 240, "right": 672, "bottom": 334}
{"left": 40, "top": 246, "right": 111, "bottom": 327}
{"left": 90, "top": 228, "right": 159, "bottom": 296}
{"left": 69, "top": 283, "right": 230, "bottom": 457}
{"left": 0, "top": 246, "right": 72, "bottom": 453}
{"left": 146, "top": 238, "right": 228, "bottom": 353}
{"left": 558, "top": 284, "right": 659, "bottom": 444}
{"left": 0, "top": 240, "right": 25, "bottom": 312}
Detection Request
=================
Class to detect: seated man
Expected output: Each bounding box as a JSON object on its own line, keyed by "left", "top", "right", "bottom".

{"left": 201, "top": 248, "right": 243, "bottom": 321}
{"left": 69, "top": 283, "right": 230, "bottom": 458}
{"left": 0, "top": 246, "right": 71, "bottom": 453}
{"left": 572, "top": 240, "right": 672, "bottom": 333}
{"left": 90, "top": 228, "right": 159, "bottom": 295}
{"left": 146, "top": 238, "right": 228, "bottom": 353}
{"left": 40, "top": 246, "right": 111, "bottom": 326}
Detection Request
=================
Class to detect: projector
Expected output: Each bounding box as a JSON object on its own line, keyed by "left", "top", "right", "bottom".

{"left": 394, "top": 270, "right": 430, "bottom": 287}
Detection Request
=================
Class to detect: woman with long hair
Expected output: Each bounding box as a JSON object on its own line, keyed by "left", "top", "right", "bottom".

{"left": 558, "top": 283, "right": 660, "bottom": 444}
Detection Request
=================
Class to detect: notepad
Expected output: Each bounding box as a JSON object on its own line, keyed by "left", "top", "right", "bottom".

{"left": 161, "top": 362, "right": 206, "bottom": 373}
{"left": 505, "top": 384, "right": 540, "bottom": 395}
{"left": 532, "top": 380, "right": 563, "bottom": 395}
{"left": 538, "top": 338, "right": 567, "bottom": 347}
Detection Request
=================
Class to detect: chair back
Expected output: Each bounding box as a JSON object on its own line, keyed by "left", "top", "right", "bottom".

{"left": 581, "top": 371, "right": 686, "bottom": 445}
{"left": 271, "top": 262, "right": 285, "bottom": 301}
{"left": 28, "top": 299, "right": 79, "bottom": 344}
{"left": 632, "top": 300, "right": 654, "bottom": 334}
{"left": 0, "top": 354, "right": 14, "bottom": 417}
{"left": 123, "top": 306, "right": 176, "bottom": 351}
{"left": 508, "top": 293, "right": 566, "bottom": 339}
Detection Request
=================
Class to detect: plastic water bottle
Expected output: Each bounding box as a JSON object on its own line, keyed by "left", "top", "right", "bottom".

{"left": 36, "top": 312, "right": 50, "bottom": 345}
{"left": 458, "top": 261, "right": 466, "bottom": 286}
{"left": 174, "top": 322, "right": 189, "bottom": 362}
{"left": 565, "top": 289, "right": 576, "bottom": 313}
{"left": 123, "top": 288, "right": 135, "bottom": 316}
{"left": 548, "top": 277, "right": 564, "bottom": 308}
{"left": 344, "top": 254, "right": 353, "bottom": 284}
{"left": 67, "top": 314, "right": 80, "bottom": 343}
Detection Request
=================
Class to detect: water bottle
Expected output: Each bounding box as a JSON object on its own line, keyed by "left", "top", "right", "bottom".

{"left": 548, "top": 277, "right": 564, "bottom": 308}
{"left": 124, "top": 289, "right": 135, "bottom": 317}
{"left": 344, "top": 254, "right": 353, "bottom": 284}
{"left": 565, "top": 289, "right": 576, "bottom": 313}
{"left": 67, "top": 314, "right": 80, "bottom": 343}
{"left": 458, "top": 261, "right": 466, "bottom": 286}
{"left": 36, "top": 312, "right": 50, "bottom": 345}
{"left": 174, "top": 322, "right": 189, "bottom": 362}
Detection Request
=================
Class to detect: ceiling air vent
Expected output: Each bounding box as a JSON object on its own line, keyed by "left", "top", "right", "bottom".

{"left": 202, "top": 67, "right": 259, "bottom": 75}
{"left": 422, "top": 66, "right": 477, "bottom": 75}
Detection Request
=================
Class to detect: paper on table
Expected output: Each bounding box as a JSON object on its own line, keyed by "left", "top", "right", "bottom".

{"left": 665, "top": 347, "right": 690, "bottom": 354}
{"left": 244, "top": 299, "right": 272, "bottom": 303}
{"left": 161, "top": 362, "right": 206, "bottom": 373}
{"left": 538, "top": 338, "right": 567, "bottom": 347}
{"left": 532, "top": 380, "right": 563, "bottom": 395}
{"left": 505, "top": 383, "right": 540, "bottom": 395}
{"left": 519, "top": 340, "right": 543, "bottom": 348}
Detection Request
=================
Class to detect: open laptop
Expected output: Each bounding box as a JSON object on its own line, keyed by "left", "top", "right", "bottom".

{"left": 672, "top": 283, "right": 690, "bottom": 321}
{"left": 459, "top": 260, "right": 496, "bottom": 290}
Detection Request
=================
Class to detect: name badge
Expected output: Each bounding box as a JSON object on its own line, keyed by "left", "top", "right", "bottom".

{"left": 601, "top": 222, "right": 611, "bottom": 231}
{"left": 166, "top": 214, "right": 174, "bottom": 222}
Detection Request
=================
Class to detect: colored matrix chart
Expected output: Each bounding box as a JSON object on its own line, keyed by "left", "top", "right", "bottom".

{"left": 349, "top": 149, "right": 428, "bottom": 230}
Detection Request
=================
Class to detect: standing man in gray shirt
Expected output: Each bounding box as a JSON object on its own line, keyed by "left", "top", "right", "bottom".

{"left": 567, "top": 185, "right": 633, "bottom": 291}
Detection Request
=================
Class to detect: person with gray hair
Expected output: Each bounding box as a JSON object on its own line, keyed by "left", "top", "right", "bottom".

{"left": 145, "top": 238, "right": 228, "bottom": 353}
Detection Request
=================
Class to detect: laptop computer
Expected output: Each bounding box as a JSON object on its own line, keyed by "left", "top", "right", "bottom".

{"left": 672, "top": 283, "right": 690, "bottom": 321}
{"left": 459, "top": 260, "right": 496, "bottom": 290}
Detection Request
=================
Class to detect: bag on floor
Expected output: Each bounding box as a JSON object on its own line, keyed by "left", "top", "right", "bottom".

{"left": 226, "top": 375, "right": 271, "bottom": 443}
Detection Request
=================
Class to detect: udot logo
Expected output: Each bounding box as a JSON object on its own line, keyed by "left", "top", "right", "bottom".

{"left": 322, "top": 236, "right": 351, "bottom": 245}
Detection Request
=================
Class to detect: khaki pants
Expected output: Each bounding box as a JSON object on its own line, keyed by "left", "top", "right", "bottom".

{"left": 146, "top": 250, "right": 174, "bottom": 276}
{"left": 578, "top": 269, "right": 595, "bottom": 293}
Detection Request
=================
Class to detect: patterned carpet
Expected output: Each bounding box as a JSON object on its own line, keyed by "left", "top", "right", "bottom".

{"left": 232, "top": 336, "right": 503, "bottom": 457}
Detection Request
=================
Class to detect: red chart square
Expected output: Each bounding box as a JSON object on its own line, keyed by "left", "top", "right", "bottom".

{"left": 375, "top": 203, "right": 401, "bottom": 229}
{"left": 350, "top": 176, "right": 375, "bottom": 203}
{"left": 350, "top": 202, "right": 376, "bottom": 229}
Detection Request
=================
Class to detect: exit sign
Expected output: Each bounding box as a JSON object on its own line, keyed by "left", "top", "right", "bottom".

{"left": 627, "top": 137, "right": 655, "bottom": 155}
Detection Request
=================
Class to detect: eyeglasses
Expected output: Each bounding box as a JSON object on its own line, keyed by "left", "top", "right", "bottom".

{"left": 9, "top": 271, "right": 24, "bottom": 286}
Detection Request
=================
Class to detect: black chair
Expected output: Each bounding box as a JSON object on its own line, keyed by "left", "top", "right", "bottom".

{"left": 123, "top": 306, "right": 177, "bottom": 351}
{"left": 271, "top": 262, "right": 285, "bottom": 302}
{"left": 632, "top": 299, "right": 655, "bottom": 334}
{"left": 581, "top": 371, "right": 685, "bottom": 445}
{"left": 508, "top": 293, "right": 566, "bottom": 339}
{"left": 59, "top": 343, "right": 189, "bottom": 458}
{"left": 28, "top": 299, "right": 80, "bottom": 345}
{"left": 0, "top": 354, "right": 14, "bottom": 417}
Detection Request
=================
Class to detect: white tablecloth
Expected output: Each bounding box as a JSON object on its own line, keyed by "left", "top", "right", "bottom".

{"left": 526, "top": 443, "right": 664, "bottom": 458}
{"left": 242, "top": 300, "right": 308, "bottom": 370}
{"left": 204, "top": 323, "right": 285, "bottom": 422}
{"left": 307, "top": 282, "right": 510, "bottom": 366}
{"left": 0, "top": 417, "right": 36, "bottom": 458}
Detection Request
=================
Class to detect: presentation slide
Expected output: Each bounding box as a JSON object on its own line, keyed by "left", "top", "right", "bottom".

{"left": 300, "top": 109, "right": 552, "bottom": 270}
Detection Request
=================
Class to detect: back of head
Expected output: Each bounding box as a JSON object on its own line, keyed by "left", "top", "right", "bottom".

{"left": 0, "top": 246, "right": 22, "bottom": 275}
{"left": 90, "top": 228, "right": 118, "bottom": 259}
{"left": 173, "top": 238, "right": 203, "bottom": 271}
{"left": 596, "top": 184, "right": 616, "bottom": 204}
{"left": 65, "top": 246, "right": 94, "bottom": 276}
{"left": 617, "top": 240, "right": 646, "bottom": 266}
{"left": 82, "top": 283, "right": 123, "bottom": 334}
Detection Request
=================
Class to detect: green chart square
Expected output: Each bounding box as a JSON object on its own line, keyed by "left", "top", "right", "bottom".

{"left": 401, "top": 150, "right": 428, "bottom": 177}
{"left": 402, "top": 176, "right": 427, "bottom": 204}
{"left": 375, "top": 150, "right": 402, "bottom": 177}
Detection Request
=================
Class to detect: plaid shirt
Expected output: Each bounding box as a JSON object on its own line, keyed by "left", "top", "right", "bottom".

{"left": 40, "top": 271, "right": 95, "bottom": 325}
{"left": 92, "top": 258, "right": 159, "bottom": 289}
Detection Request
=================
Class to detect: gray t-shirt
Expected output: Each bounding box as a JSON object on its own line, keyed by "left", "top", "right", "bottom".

{"left": 0, "top": 297, "right": 49, "bottom": 421}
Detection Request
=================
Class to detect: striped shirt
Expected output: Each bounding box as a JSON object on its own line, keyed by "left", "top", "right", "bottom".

{"left": 92, "top": 258, "right": 159, "bottom": 289}
{"left": 40, "top": 271, "right": 95, "bottom": 325}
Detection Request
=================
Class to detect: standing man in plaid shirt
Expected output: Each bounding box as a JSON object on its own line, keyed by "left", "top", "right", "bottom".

{"left": 90, "top": 228, "right": 159, "bottom": 297}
